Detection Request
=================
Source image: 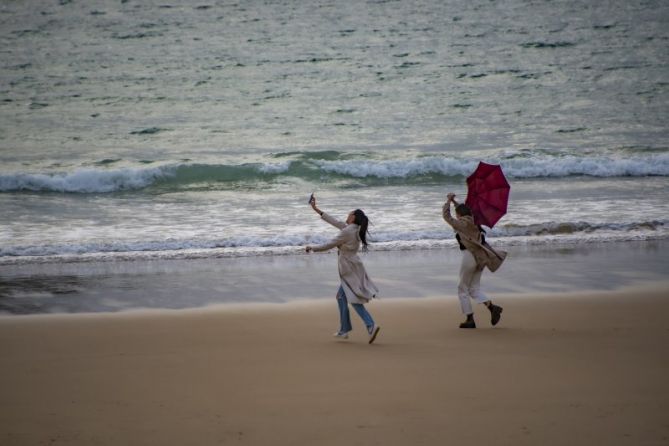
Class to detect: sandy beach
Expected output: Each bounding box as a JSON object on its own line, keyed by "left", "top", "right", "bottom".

{"left": 2, "top": 0, "right": 668, "bottom": 444}
{"left": 2, "top": 285, "right": 668, "bottom": 445}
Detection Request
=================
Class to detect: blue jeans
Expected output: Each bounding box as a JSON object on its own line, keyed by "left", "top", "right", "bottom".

{"left": 337, "top": 286, "right": 374, "bottom": 333}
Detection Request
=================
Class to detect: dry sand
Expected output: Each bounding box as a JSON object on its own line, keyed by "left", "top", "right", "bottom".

{"left": 1, "top": 286, "right": 668, "bottom": 445}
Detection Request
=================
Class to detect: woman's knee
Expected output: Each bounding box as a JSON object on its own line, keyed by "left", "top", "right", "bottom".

{"left": 458, "top": 283, "right": 470, "bottom": 294}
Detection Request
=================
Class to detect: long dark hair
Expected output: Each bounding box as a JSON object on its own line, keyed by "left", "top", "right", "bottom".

{"left": 352, "top": 209, "right": 370, "bottom": 251}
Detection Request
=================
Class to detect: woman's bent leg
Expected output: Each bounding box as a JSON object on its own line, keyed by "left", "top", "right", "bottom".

{"left": 351, "top": 303, "right": 375, "bottom": 329}
{"left": 352, "top": 303, "right": 380, "bottom": 343}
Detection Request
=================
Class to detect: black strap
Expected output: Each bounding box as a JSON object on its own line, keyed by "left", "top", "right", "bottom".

{"left": 456, "top": 231, "right": 485, "bottom": 251}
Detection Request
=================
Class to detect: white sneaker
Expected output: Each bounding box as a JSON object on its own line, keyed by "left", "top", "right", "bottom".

{"left": 368, "top": 326, "right": 380, "bottom": 344}
{"left": 333, "top": 331, "right": 349, "bottom": 339}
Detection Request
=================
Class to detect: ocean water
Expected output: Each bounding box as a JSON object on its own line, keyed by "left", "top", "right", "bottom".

{"left": 1, "top": 1, "right": 668, "bottom": 276}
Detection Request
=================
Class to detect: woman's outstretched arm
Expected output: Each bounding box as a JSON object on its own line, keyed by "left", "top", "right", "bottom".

{"left": 310, "top": 195, "right": 346, "bottom": 229}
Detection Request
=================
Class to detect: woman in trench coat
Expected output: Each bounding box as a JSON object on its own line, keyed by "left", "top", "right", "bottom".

{"left": 305, "top": 196, "right": 380, "bottom": 344}
{"left": 443, "top": 192, "right": 504, "bottom": 329}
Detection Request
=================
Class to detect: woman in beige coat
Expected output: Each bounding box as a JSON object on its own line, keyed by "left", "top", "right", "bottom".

{"left": 306, "top": 196, "right": 380, "bottom": 344}
{"left": 443, "top": 192, "right": 503, "bottom": 329}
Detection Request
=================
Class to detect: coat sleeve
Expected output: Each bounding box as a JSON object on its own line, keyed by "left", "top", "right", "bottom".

{"left": 442, "top": 203, "right": 470, "bottom": 233}
{"left": 311, "top": 229, "right": 348, "bottom": 252}
{"left": 321, "top": 212, "right": 347, "bottom": 230}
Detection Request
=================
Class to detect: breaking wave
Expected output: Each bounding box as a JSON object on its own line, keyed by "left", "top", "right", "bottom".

{"left": 1, "top": 150, "right": 668, "bottom": 193}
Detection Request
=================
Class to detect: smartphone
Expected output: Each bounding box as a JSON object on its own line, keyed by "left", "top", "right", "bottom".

{"left": 308, "top": 192, "right": 315, "bottom": 205}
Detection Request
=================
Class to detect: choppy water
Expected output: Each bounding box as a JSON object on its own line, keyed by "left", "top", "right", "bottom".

{"left": 1, "top": 0, "right": 668, "bottom": 266}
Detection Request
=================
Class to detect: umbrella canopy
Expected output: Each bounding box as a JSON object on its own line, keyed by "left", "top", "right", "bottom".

{"left": 465, "top": 162, "right": 510, "bottom": 228}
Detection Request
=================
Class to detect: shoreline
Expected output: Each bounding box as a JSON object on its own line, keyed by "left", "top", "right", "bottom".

{"left": 1, "top": 239, "right": 668, "bottom": 315}
{"left": 1, "top": 287, "right": 668, "bottom": 445}
{"left": 1, "top": 280, "right": 668, "bottom": 321}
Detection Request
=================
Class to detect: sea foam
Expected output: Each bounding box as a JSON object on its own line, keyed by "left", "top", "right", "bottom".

{"left": 0, "top": 166, "right": 169, "bottom": 193}
{"left": 1, "top": 219, "right": 665, "bottom": 263}
{"left": 316, "top": 153, "right": 669, "bottom": 178}
{"left": 1, "top": 152, "right": 668, "bottom": 193}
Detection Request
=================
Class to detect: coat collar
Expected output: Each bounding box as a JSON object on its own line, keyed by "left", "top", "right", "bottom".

{"left": 459, "top": 215, "right": 475, "bottom": 225}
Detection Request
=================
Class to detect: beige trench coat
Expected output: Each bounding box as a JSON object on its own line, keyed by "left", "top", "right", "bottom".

{"left": 442, "top": 203, "right": 506, "bottom": 272}
{"left": 312, "top": 212, "right": 379, "bottom": 304}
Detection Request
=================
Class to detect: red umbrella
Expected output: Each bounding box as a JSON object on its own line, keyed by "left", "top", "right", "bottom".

{"left": 465, "top": 162, "right": 510, "bottom": 228}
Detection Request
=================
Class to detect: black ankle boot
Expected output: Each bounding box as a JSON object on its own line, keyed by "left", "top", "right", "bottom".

{"left": 459, "top": 314, "right": 476, "bottom": 329}
{"left": 489, "top": 304, "right": 503, "bottom": 326}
